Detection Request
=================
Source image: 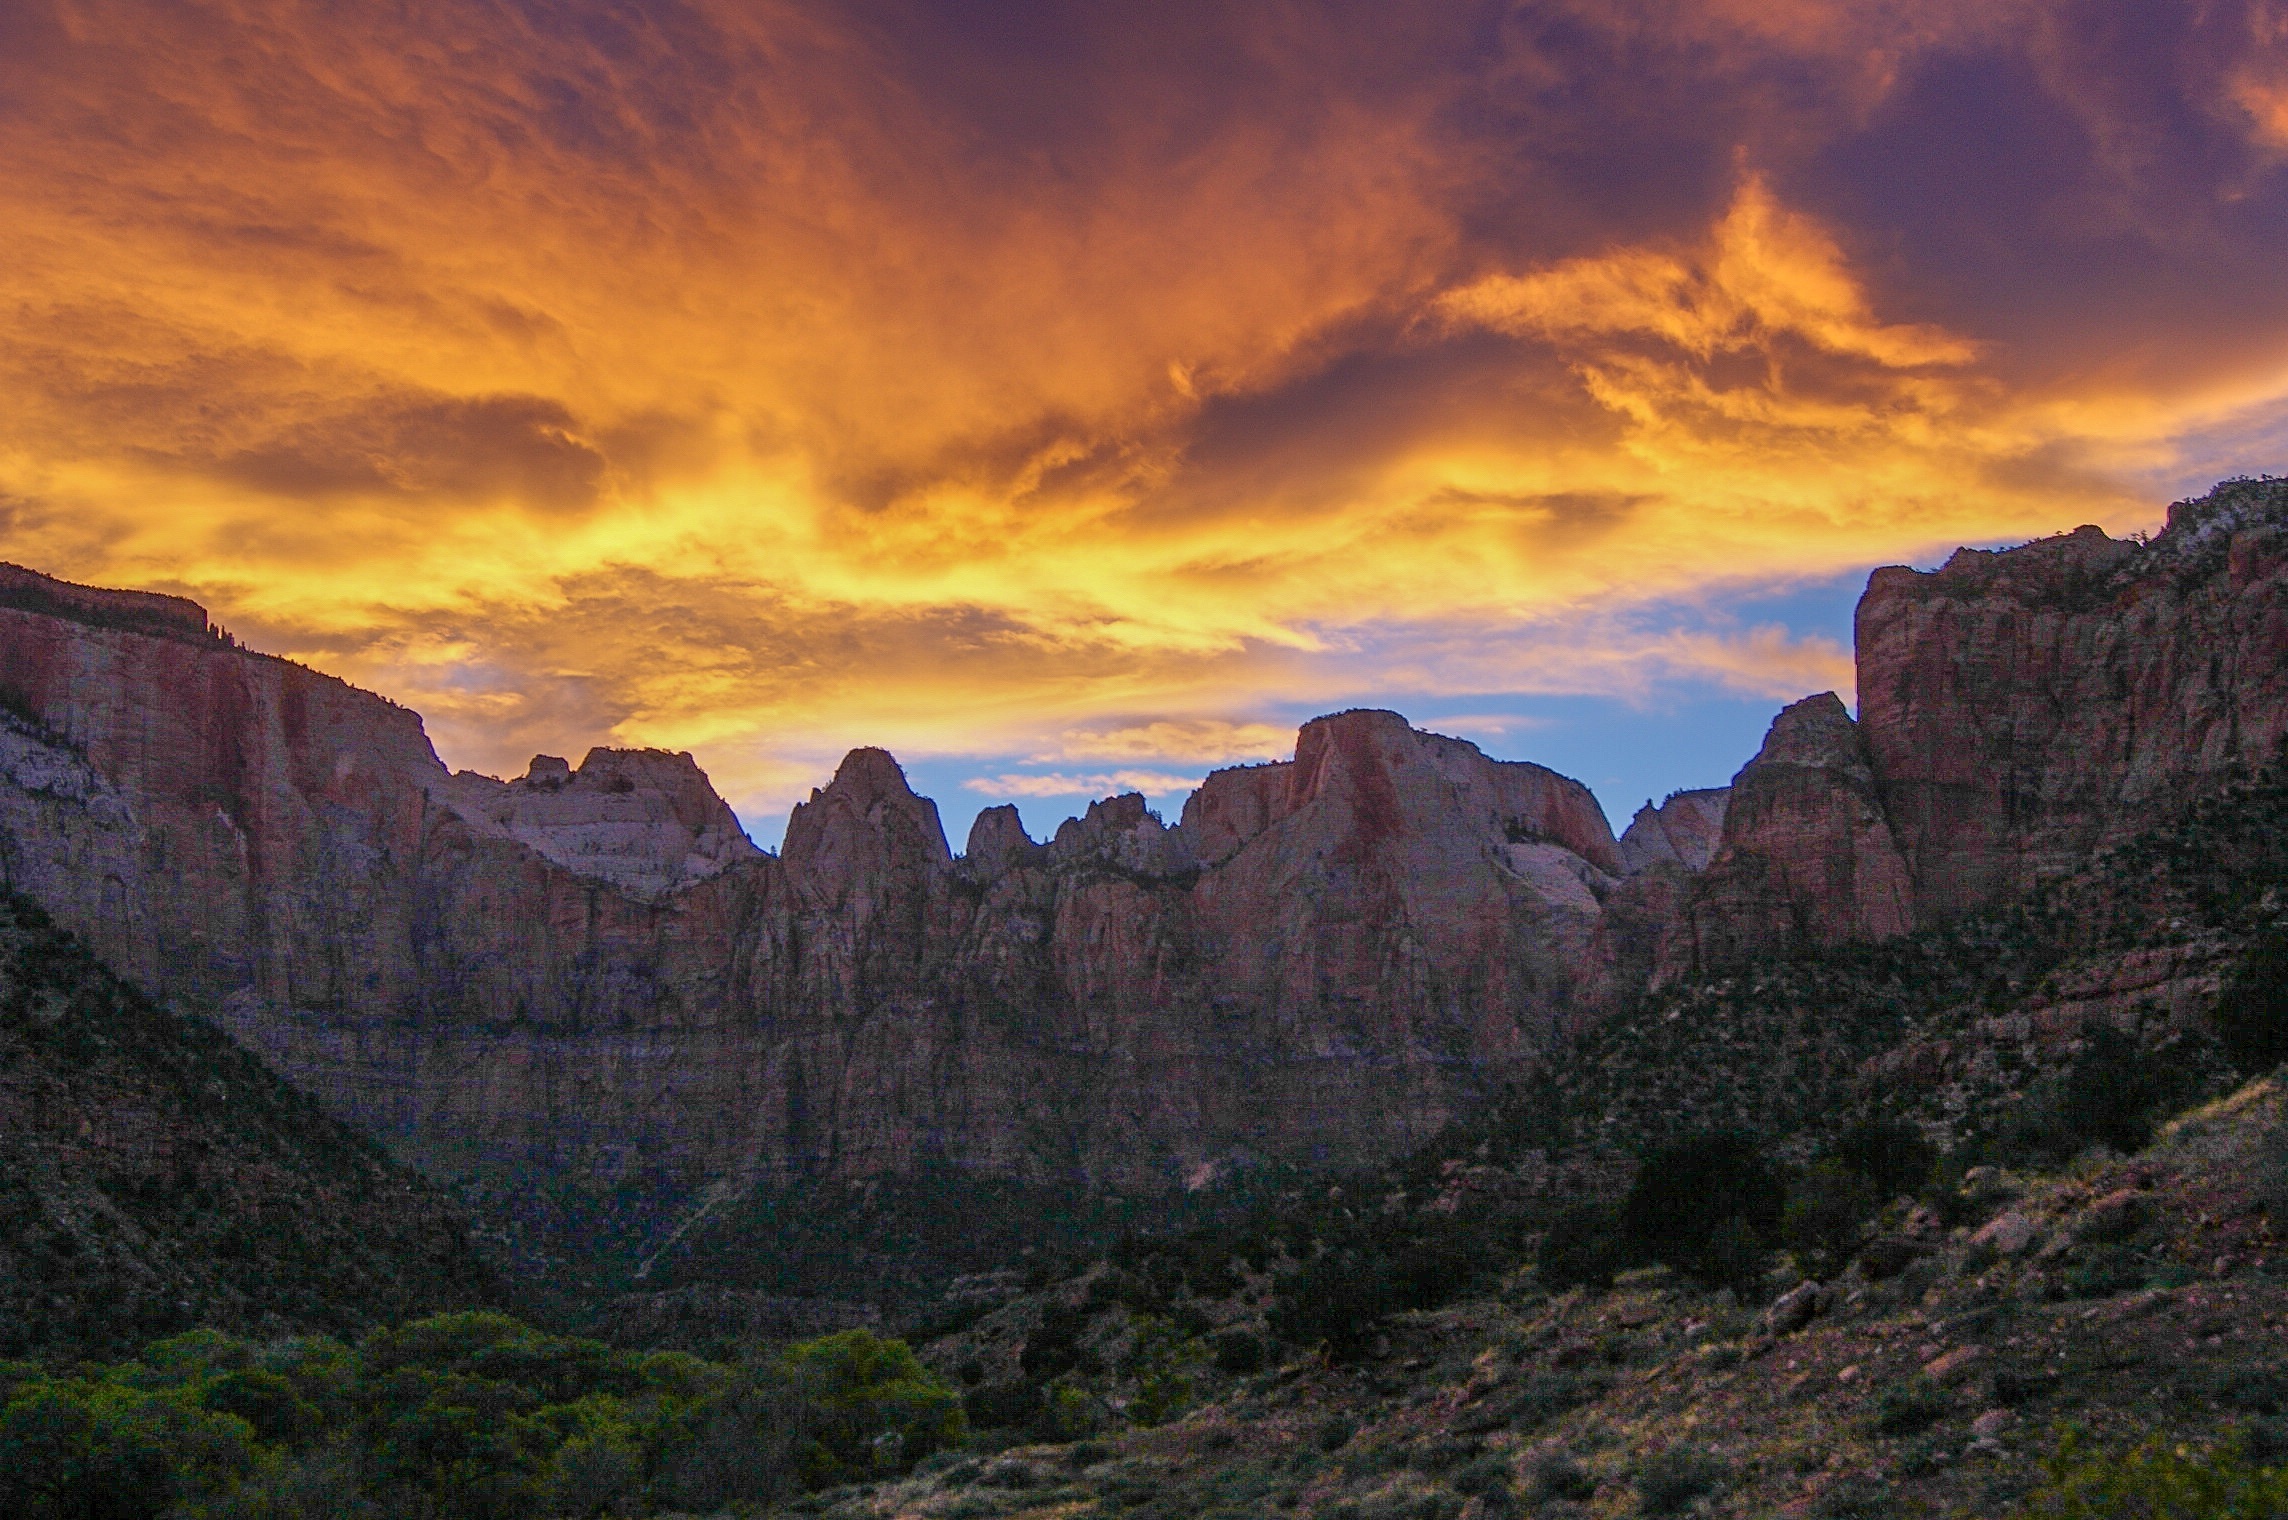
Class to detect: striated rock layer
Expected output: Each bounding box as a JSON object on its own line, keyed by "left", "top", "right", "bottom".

{"left": 1, "top": 479, "right": 2284, "bottom": 1194}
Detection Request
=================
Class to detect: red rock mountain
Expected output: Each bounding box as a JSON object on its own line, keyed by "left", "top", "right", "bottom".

{"left": 1, "top": 478, "right": 2282, "bottom": 1193}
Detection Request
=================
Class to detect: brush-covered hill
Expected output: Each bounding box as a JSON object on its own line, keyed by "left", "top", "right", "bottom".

{"left": 822, "top": 1077, "right": 2288, "bottom": 1520}
{"left": 0, "top": 891, "right": 498, "bottom": 1361}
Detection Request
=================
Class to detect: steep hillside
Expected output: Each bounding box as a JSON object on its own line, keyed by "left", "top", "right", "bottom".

{"left": 0, "top": 891, "right": 496, "bottom": 1362}
{"left": 849, "top": 1080, "right": 2288, "bottom": 1520}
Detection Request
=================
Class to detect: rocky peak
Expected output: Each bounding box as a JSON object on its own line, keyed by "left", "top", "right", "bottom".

{"left": 1280, "top": 708, "right": 1621, "bottom": 872}
{"left": 2159, "top": 475, "right": 2288, "bottom": 548}
{"left": 1178, "top": 761, "right": 1294, "bottom": 867}
{"left": 1663, "top": 692, "right": 1912, "bottom": 976}
{"left": 962, "top": 804, "right": 1041, "bottom": 881}
{"left": 437, "top": 746, "right": 759, "bottom": 899}
{"left": 1618, "top": 788, "right": 1729, "bottom": 875}
{"left": 781, "top": 747, "right": 951, "bottom": 910}
{"left": 1746, "top": 692, "right": 1876, "bottom": 775}
{"left": 1050, "top": 793, "right": 1196, "bottom": 878}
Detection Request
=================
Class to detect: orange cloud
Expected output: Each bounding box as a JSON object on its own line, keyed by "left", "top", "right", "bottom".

{"left": 0, "top": 1, "right": 2284, "bottom": 824}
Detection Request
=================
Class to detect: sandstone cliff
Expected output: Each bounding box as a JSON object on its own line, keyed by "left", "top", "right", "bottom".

{"left": 1662, "top": 477, "right": 2288, "bottom": 975}
{"left": 1858, "top": 487, "right": 2288, "bottom": 919}
{"left": 0, "top": 478, "right": 2282, "bottom": 1202}
{"left": 0, "top": 575, "right": 1638, "bottom": 1194}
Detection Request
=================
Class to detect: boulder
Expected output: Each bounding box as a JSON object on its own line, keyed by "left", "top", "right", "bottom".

{"left": 1969, "top": 1212, "right": 2041, "bottom": 1257}
{"left": 1765, "top": 1279, "right": 1830, "bottom": 1335}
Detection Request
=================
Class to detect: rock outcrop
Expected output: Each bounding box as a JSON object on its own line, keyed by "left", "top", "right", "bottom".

{"left": 440, "top": 750, "right": 760, "bottom": 898}
{"left": 1660, "top": 693, "right": 1914, "bottom": 977}
{"left": 1663, "top": 477, "right": 2288, "bottom": 974}
{"left": 1858, "top": 486, "right": 2288, "bottom": 921}
{"left": 1617, "top": 789, "right": 1728, "bottom": 875}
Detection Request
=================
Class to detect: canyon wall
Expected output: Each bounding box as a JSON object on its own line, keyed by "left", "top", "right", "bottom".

{"left": 1656, "top": 477, "right": 2288, "bottom": 976}
{"left": 0, "top": 572, "right": 1640, "bottom": 1191}
{"left": 2, "top": 478, "right": 2283, "bottom": 1192}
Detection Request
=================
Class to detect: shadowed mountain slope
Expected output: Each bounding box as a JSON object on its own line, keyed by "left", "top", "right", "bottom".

{"left": 0, "top": 892, "right": 497, "bottom": 1362}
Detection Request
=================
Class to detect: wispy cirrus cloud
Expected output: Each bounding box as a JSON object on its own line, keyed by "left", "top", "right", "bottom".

{"left": 963, "top": 770, "right": 1205, "bottom": 801}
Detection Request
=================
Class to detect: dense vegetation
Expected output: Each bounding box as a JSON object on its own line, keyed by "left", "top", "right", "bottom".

{"left": 0, "top": 1313, "right": 962, "bottom": 1519}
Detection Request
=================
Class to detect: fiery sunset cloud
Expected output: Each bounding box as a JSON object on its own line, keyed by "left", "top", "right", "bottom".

{"left": 3, "top": 1, "right": 2285, "bottom": 839}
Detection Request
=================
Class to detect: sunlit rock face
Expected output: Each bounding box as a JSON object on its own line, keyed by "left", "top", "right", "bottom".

{"left": 1658, "top": 692, "right": 1914, "bottom": 979}
{"left": 0, "top": 576, "right": 1637, "bottom": 1190}
{"left": 1617, "top": 788, "right": 1729, "bottom": 875}
{"left": 0, "top": 479, "right": 2281, "bottom": 1193}
{"left": 440, "top": 749, "right": 762, "bottom": 899}
{"left": 1667, "top": 477, "right": 2288, "bottom": 972}
{"left": 1856, "top": 484, "right": 2288, "bottom": 921}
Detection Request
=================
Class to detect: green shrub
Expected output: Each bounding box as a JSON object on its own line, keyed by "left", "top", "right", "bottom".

{"left": 1521, "top": 1447, "right": 1594, "bottom": 1503}
{"left": 2001, "top": 1025, "right": 2183, "bottom": 1164}
{"left": 2013, "top": 1429, "right": 2288, "bottom": 1518}
{"left": 1829, "top": 1119, "right": 1939, "bottom": 1198}
{"left": 1783, "top": 1162, "right": 1882, "bottom": 1279}
{"left": 1536, "top": 1204, "right": 1621, "bottom": 1293}
{"left": 201, "top": 1365, "right": 320, "bottom": 1444}
{"left": 1123, "top": 1315, "right": 1206, "bottom": 1427}
{"left": 962, "top": 1378, "right": 1041, "bottom": 1431}
{"left": 1619, "top": 1133, "right": 1783, "bottom": 1292}
{"left": 1453, "top": 1454, "right": 1518, "bottom": 1511}
{"left": 1267, "top": 1218, "right": 1491, "bottom": 1357}
{"left": 781, "top": 1327, "right": 966, "bottom": 1484}
{"left": 1020, "top": 1302, "right": 1091, "bottom": 1378}
{"left": 0, "top": 1376, "right": 267, "bottom": 1520}
{"left": 1210, "top": 1328, "right": 1264, "bottom": 1375}
{"left": 2058, "top": 1246, "right": 2147, "bottom": 1299}
{"left": 1814, "top": 1474, "right": 1895, "bottom": 1518}
{"left": 2216, "top": 924, "right": 2288, "bottom": 1075}
{"left": 1870, "top": 1376, "right": 1951, "bottom": 1436}
{"left": 1635, "top": 1444, "right": 1729, "bottom": 1515}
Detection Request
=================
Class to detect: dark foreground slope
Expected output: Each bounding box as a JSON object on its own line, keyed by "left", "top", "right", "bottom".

{"left": 0, "top": 892, "right": 497, "bottom": 1360}
{"left": 829, "top": 1081, "right": 2288, "bottom": 1520}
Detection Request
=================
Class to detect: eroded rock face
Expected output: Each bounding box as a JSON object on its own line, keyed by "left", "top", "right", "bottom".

{"left": 440, "top": 749, "right": 761, "bottom": 899}
{"left": 1662, "top": 693, "right": 1914, "bottom": 977}
{"left": 0, "top": 477, "right": 2281, "bottom": 1194}
{"left": 1618, "top": 789, "right": 1729, "bottom": 875}
{"left": 1667, "top": 478, "right": 2288, "bottom": 972}
{"left": 1857, "top": 484, "right": 2288, "bottom": 920}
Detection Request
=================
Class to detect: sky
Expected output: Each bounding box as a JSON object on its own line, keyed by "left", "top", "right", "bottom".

{"left": 3, "top": 1, "right": 2286, "bottom": 850}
